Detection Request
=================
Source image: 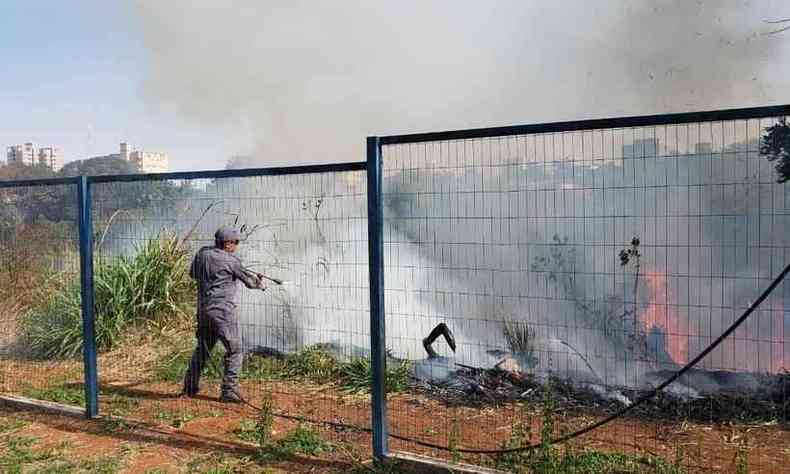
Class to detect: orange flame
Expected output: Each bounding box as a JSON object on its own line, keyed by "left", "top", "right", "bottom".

{"left": 771, "top": 303, "right": 786, "bottom": 373}
{"left": 640, "top": 271, "right": 693, "bottom": 364}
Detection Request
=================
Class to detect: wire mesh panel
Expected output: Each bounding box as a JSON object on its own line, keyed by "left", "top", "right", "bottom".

{"left": 89, "top": 170, "right": 372, "bottom": 451}
{"left": 0, "top": 183, "right": 83, "bottom": 407}
{"left": 381, "top": 116, "right": 790, "bottom": 472}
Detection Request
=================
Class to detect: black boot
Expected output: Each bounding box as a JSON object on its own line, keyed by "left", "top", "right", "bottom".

{"left": 220, "top": 389, "right": 242, "bottom": 404}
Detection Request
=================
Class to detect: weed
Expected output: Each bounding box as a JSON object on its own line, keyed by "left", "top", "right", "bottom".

{"left": 275, "top": 424, "right": 333, "bottom": 456}
{"left": 234, "top": 419, "right": 261, "bottom": 445}
{"left": 735, "top": 439, "right": 749, "bottom": 474}
{"left": 154, "top": 408, "right": 197, "bottom": 429}
{"left": 494, "top": 403, "right": 533, "bottom": 472}
{"left": 185, "top": 453, "right": 259, "bottom": 473}
{"left": 155, "top": 344, "right": 338, "bottom": 386}
{"left": 281, "top": 346, "right": 339, "bottom": 383}
{"left": 337, "top": 357, "right": 411, "bottom": 394}
{"left": 23, "top": 385, "right": 85, "bottom": 406}
{"left": 102, "top": 392, "right": 140, "bottom": 417}
{"left": 99, "top": 415, "right": 132, "bottom": 434}
{"left": 0, "top": 418, "right": 28, "bottom": 435}
{"left": 491, "top": 383, "right": 686, "bottom": 474}
{"left": 502, "top": 318, "right": 537, "bottom": 363}
{"left": 243, "top": 421, "right": 334, "bottom": 464}
{"left": 0, "top": 436, "right": 47, "bottom": 471}
{"left": 448, "top": 415, "right": 462, "bottom": 464}
{"left": 256, "top": 390, "right": 274, "bottom": 447}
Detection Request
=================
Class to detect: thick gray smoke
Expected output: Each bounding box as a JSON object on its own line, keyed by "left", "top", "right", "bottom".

{"left": 132, "top": 0, "right": 788, "bottom": 167}
{"left": 127, "top": 1, "right": 790, "bottom": 393}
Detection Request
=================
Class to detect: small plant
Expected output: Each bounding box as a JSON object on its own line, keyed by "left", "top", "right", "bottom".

{"left": 23, "top": 385, "right": 85, "bottom": 406}
{"left": 619, "top": 236, "right": 647, "bottom": 354}
{"left": 256, "top": 390, "right": 275, "bottom": 448}
{"left": 533, "top": 382, "right": 559, "bottom": 472}
{"left": 99, "top": 415, "right": 132, "bottom": 434}
{"left": 234, "top": 419, "right": 261, "bottom": 444}
{"left": 154, "top": 408, "right": 197, "bottom": 429}
{"left": 282, "top": 346, "right": 339, "bottom": 383}
{"left": 337, "top": 357, "right": 411, "bottom": 394}
{"left": 493, "top": 402, "right": 533, "bottom": 472}
{"left": 0, "top": 418, "right": 28, "bottom": 435}
{"left": 185, "top": 453, "right": 257, "bottom": 473}
{"left": 448, "top": 415, "right": 462, "bottom": 465}
{"left": 276, "top": 424, "right": 333, "bottom": 456}
{"left": 735, "top": 439, "right": 749, "bottom": 474}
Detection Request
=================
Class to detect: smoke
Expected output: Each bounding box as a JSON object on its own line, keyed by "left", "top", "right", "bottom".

{"left": 127, "top": 1, "right": 790, "bottom": 389}
{"left": 132, "top": 0, "right": 788, "bottom": 168}
{"left": 601, "top": 0, "right": 785, "bottom": 112}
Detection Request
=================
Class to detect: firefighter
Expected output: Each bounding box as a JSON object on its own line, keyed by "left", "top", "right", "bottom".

{"left": 182, "top": 227, "right": 264, "bottom": 402}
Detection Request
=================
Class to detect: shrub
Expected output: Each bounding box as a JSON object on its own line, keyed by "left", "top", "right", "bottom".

{"left": 21, "top": 232, "right": 195, "bottom": 359}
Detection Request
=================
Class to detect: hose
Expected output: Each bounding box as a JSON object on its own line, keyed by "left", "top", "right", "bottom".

{"left": 191, "top": 261, "right": 790, "bottom": 455}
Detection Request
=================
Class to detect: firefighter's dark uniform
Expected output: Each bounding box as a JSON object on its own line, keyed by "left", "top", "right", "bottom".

{"left": 182, "top": 230, "right": 261, "bottom": 400}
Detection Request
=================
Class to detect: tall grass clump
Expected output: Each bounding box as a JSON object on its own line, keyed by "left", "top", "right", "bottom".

{"left": 338, "top": 357, "right": 411, "bottom": 394}
{"left": 21, "top": 232, "right": 195, "bottom": 359}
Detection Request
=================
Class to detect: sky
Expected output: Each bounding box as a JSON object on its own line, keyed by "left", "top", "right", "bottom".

{"left": 2, "top": 1, "right": 790, "bottom": 171}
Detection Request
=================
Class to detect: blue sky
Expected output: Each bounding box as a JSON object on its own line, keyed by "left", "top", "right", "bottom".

{"left": 3, "top": 1, "right": 790, "bottom": 172}
{"left": 0, "top": 1, "right": 230, "bottom": 170}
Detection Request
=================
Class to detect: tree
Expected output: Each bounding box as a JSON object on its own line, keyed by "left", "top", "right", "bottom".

{"left": 0, "top": 163, "right": 66, "bottom": 224}
{"left": 59, "top": 156, "right": 137, "bottom": 177}
{"left": 759, "top": 118, "right": 790, "bottom": 183}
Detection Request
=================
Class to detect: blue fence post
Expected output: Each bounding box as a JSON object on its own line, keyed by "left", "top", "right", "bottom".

{"left": 77, "top": 176, "right": 99, "bottom": 418}
{"left": 367, "top": 136, "right": 388, "bottom": 460}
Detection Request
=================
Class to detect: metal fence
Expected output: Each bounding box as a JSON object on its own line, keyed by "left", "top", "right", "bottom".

{"left": 2, "top": 105, "right": 790, "bottom": 472}
{"left": 370, "top": 105, "right": 790, "bottom": 472}
{"left": 0, "top": 180, "right": 81, "bottom": 405}
{"left": 88, "top": 167, "right": 372, "bottom": 446}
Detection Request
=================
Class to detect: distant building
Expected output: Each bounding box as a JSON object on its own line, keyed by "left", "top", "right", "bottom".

{"left": 129, "top": 149, "right": 169, "bottom": 174}
{"left": 89, "top": 142, "right": 169, "bottom": 174}
{"left": 6, "top": 142, "right": 62, "bottom": 170}
{"left": 37, "top": 147, "right": 63, "bottom": 172}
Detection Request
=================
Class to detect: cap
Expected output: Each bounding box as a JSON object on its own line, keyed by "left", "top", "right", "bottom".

{"left": 215, "top": 227, "right": 241, "bottom": 242}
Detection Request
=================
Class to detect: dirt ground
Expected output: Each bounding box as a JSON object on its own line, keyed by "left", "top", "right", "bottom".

{"left": 2, "top": 335, "right": 790, "bottom": 473}
{"left": 2, "top": 376, "right": 790, "bottom": 473}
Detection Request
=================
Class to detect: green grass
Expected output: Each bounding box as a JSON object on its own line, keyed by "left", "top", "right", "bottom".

{"left": 153, "top": 407, "right": 198, "bottom": 429}
{"left": 21, "top": 233, "right": 195, "bottom": 359}
{"left": 493, "top": 441, "right": 686, "bottom": 473}
{"left": 0, "top": 433, "right": 123, "bottom": 474}
{"left": 234, "top": 419, "right": 262, "bottom": 444}
{"left": 185, "top": 453, "right": 271, "bottom": 474}
{"left": 156, "top": 342, "right": 414, "bottom": 397}
{"left": 23, "top": 385, "right": 85, "bottom": 406}
{"left": 0, "top": 418, "right": 28, "bottom": 435}
{"left": 337, "top": 357, "right": 411, "bottom": 394}
{"left": 275, "top": 424, "right": 333, "bottom": 456}
{"left": 491, "top": 388, "right": 685, "bottom": 474}
{"left": 155, "top": 344, "right": 341, "bottom": 385}
{"left": 252, "top": 424, "right": 334, "bottom": 463}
